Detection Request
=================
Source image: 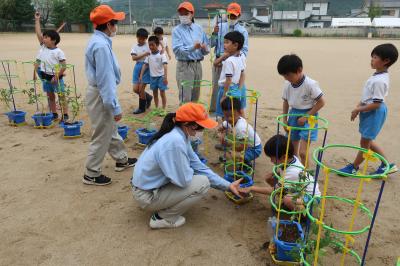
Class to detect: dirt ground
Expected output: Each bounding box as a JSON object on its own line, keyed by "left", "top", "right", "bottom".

{"left": 0, "top": 33, "right": 399, "bottom": 265}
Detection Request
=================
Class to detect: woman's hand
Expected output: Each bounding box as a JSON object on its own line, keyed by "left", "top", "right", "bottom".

{"left": 229, "top": 178, "right": 243, "bottom": 198}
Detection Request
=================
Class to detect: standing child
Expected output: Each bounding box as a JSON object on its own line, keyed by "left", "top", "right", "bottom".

{"left": 277, "top": 54, "right": 325, "bottom": 166}
{"left": 218, "top": 97, "right": 262, "bottom": 166}
{"left": 131, "top": 28, "right": 153, "bottom": 114}
{"left": 339, "top": 43, "right": 398, "bottom": 175}
{"left": 239, "top": 135, "right": 321, "bottom": 211}
{"left": 153, "top": 27, "right": 172, "bottom": 60}
{"left": 139, "top": 36, "right": 168, "bottom": 109}
{"left": 34, "top": 11, "right": 69, "bottom": 121}
{"left": 214, "top": 31, "right": 246, "bottom": 117}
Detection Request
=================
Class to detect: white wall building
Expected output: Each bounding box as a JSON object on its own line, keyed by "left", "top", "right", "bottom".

{"left": 304, "top": 0, "right": 329, "bottom": 16}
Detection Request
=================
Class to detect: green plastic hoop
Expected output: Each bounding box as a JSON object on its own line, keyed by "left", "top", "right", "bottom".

{"left": 273, "top": 163, "right": 314, "bottom": 186}
{"left": 276, "top": 113, "right": 329, "bottom": 131}
{"left": 180, "top": 79, "right": 212, "bottom": 88}
{"left": 224, "top": 161, "right": 253, "bottom": 176}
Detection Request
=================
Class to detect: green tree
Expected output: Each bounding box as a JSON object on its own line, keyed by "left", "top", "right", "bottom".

{"left": 368, "top": 3, "right": 382, "bottom": 19}
{"left": 51, "top": 0, "right": 67, "bottom": 28}
{"left": 0, "top": 0, "right": 35, "bottom": 27}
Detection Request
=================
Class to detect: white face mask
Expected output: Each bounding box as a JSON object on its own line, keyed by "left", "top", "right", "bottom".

{"left": 179, "top": 15, "right": 192, "bottom": 25}
{"left": 108, "top": 25, "right": 117, "bottom": 37}
{"left": 228, "top": 19, "right": 238, "bottom": 26}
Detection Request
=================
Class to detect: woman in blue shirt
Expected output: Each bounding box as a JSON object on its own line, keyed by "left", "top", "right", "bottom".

{"left": 132, "top": 103, "right": 241, "bottom": 229}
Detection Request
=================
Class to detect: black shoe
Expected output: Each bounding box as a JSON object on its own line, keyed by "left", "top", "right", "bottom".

{"left": 82, "top": 174, "right": 112, "bottom": 186}
{"left": 133, "top": 98, "right": 147, "bottom": 115}
{"left": 145, "top": 93, "right": 153, "bottom": 109}
{"left": 115, "top": 157, "right": 137, "bottom": 172}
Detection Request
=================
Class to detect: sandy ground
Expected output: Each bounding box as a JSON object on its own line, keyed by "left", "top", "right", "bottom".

{"left": 0, "top": 33, "right": 399, "bottom": 265}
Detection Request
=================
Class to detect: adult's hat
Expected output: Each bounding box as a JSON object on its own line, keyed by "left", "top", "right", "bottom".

{"left": 176, "top": 103, "right": 217, "bottom": 129}
{"left": 177, "top": 1, "right": 195, "bottom": 13}
{"left": 227, "top": 2, "right": 241, "bottom": 16}
{"left": 90, "top": 5, "right": 125, "bottom": 27}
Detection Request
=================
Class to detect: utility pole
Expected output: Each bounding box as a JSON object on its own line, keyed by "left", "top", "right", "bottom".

{"left": 129, "top": 0, "right": 132, "bottom": 25}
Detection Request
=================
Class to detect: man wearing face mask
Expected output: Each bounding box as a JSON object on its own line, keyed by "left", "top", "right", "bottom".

{"left": 172, "top": 1, "right": 210, "bottom": 103}
{"left": 209, "top": 2, "right": 249, "bottom": 114}
{"left": 131, "top": 103, "right": 242, "bottom": 229}
{"left": 83, "top": 5, "right": 137, "bottom": 186}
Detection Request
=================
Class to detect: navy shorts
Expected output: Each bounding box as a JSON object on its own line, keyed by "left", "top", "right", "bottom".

{"left": 132, "top": 62, "right": 150, "bottom": 84}
{"left": 359, "top": 103, "right": 387, "bottom": 140}
{"left": 150, "top": 76, "right": 168, "bottom": 91}
{"left": 287, "top": 108, "right": 318, "bottom": 142}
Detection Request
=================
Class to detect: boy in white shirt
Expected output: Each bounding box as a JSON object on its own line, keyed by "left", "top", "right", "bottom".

{"left": 214, "top": 31, "right": 246, "bottom": 117}
{"left": 278, "top": 54, "right": 325, "bottom": 166}
{"left": 153, "top": 27, "right": 172, "bottom": 60}
{"left": 339, "top": 43, "right": 398, "bottom": 175}
{"left": 140, "top": 36, "right": 168, "bottom": 109}
{"left": 239, "top": 134, "right": 321, "bottom": 211}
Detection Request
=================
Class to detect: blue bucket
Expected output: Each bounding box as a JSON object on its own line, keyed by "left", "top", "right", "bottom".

{"left": 224, "top": 170, "right": 254, "bottom": 188}
{"left": 118, "top": 125, "right": 129, "bottom": 140}
{"left": 190, "top": 138, "right": 202, "bottom": 153}
{"left": 61, "top": 121, "right": 83, "bottom": 137}
{"left": 272, "top": 220, "right": 304, "bottom": 262}
{"left": 32, "top": 113, "right": 53, "bottom": 127}
{"left": 135, "top": 128, "right": 157, "bottom": 145}
{"left": 5, "top": 110, "right": 26, "bottom": 124}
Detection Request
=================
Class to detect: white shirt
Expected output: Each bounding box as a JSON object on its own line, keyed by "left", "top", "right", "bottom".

{"left": 282, "top": 76, "right": 323, "bottom": 110}
{"left": 283, "top": 156, "right": 321, "bottom": 196}
{"left": 36, "top": 45, "right": 66, "bottom": 75}
{"left": 360, "top": 72, "right": 389, "bottom": 104}
{"left": 218, "top": 53, "right": 246, "bottom": 86}
{"left": 131, "top": 43, "right": 150, "bottom": 62}
{"left": 144, "top": 51, "right": 168, "bottom": 77}
{"left": 222, "top": 117, "right": 261, "bottom": 147}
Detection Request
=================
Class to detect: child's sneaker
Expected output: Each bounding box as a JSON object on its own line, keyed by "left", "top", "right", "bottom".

{"left": 149, "top": 213, "right": 186, "bottom": 229}
{"left": 82, "top": 174, "right": 112, "bottom": 186}
{"left": 370, "top": 163, "right": 398, "bottom": 175}
{"left": 115, "top": 157, "right": 137, "bottom": 172}
{"left": 338, "top": 164, "right": 358, "bottom": 176}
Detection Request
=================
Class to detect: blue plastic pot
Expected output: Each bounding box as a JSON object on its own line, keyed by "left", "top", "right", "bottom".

{"left": 32, "top": 113, "right": 53, "bottom": 127}
{"left": 118, "top": 125, "right": 129, "bottom": 140}
{"left": 190, "top": 138, "right": 202, "bottom": 153}
{"left": 271, "top": 220, "right": 304, "bottom": 262}
{"left": 135, "top": 128, "right": 157, "bottom": 145}
{"left": 5, "top": 110, "right": 26, "bottom": 124}
{"left": 224, "top": 170, "right": 254, "bottom": 188}
{"left": 61, "top": 121, "right": 83, "bottom": 137}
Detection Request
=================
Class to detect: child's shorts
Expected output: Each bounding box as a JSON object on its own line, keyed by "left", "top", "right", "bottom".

{"left": 359, "top": 103, "right": 387, "bottom": 140}
{"left": 287, "top": 108, "right": 318, "bottom": 142}
{"left": 42, "top": 78, "right": 65, "bottom": 93}
{"left": 244, "top": 144, "right": 262, "bottom": 164}
{"left": 215, "top": 84, "right": 247, "bottom": 117}
{"left": 132, "top": 62, "right": 150, "bottom": 84}
{"left": 150, "top": 76, "right": 168, "bottom": 91}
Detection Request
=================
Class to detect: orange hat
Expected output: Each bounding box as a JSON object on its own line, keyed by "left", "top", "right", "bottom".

{"left": 176, "top": 103, "right": 217, "bottom": 129}
{"left": 90, "top": 5, "right": 125, "bottom": 27}
{"left": 177, "top": 1, "right": 195, "bottom": 13}
{"left": 227, "top": 2, "right": 241, "bottom": 16}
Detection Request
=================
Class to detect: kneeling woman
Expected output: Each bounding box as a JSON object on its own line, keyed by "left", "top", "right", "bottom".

{"left": 131, "top": 103, "right": 241, "bottom": 229}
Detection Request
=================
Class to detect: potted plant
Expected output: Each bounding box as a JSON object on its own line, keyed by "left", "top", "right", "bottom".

{"left": 134, "top": 117, "right": 157, "bottom": 145}
{"left": 23, "top": 79, "right": 53, "bottom": 127}
{"left": 271, "top": 219, "right": 305, "bottom": 262}
{"left": 60, "top": 85, "right": 83, "bottom": 138}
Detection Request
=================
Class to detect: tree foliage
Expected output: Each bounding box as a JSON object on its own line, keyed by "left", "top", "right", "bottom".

{"left": 0, "top": 0, "right": 35, "bottom": 26}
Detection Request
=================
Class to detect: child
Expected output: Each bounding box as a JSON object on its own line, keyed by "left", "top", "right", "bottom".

{"left": 218, "top": 97, "right": 262, "bottom": 166}
{"left": 214, "top": 31, "right": 246, "bottom": 117}
{"left": 131, "top": 28, "right": 153, "bottom": 114}
{"left": 139, "top": 36, "right": 168, "bottom": 109}
{"left": 153, "top": 27, "right": 172, "bottom": 60}
{"left": 339, "top": 43, "right": 398, "bottom": 175}
{"left": 239, "top": 134, "right": 321, "bottom": 211}
{"left": 277, "top": 54, "right": 325, "bottom": 166}
{"left": 34, "top": 11, "right": 68, "bottom": 121}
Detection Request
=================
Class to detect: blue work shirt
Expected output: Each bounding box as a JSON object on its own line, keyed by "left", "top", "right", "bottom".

{"left": 172, "top": 23, "right": 210, "bottom": 61}
{"left": 132, "top": 127, "right": 230, "bottom": 191}
{"left": 210, "top": 22, "right": 249, "bottom": 57}
{"left": 85, "top": 30, "right": 122, "bottom": 116}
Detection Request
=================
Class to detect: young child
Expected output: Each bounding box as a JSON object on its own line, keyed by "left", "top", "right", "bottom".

{"left": 34, "top": 11, "right": 69, "bottom": 121}
{"left": 153, "top": 27, "right": 172, "bottom": 60}
{"left": 139, "top": 36, "right": 168, "bottom": 109}
{"left": 218, "top": 97, "right": 262, "bottom": 166}
{"left": 339, "top": 43, "right": 398, "bottom": 175}
{"left": 214, "top": 31, "right": 246, "bottom": 117}
{"left": 239, "top": 134, "right": 321, "bottom": 211}
{"left": 131, "top": 28, "right": 153, "bottom": 114}
{"left": 277, "top": 54, "right": 325, "bottom": 166}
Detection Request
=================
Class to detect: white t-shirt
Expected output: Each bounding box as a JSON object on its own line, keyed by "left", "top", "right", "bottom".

{"left": 282, "top": 156, "right": 321, "bottom": 196}
{"left": 222, "top": 117, "right": 261, "bottom": 147}
{"left": 36, "top": 45, "right": 66, "bottom": 75}
{"left": 282, "top": 76, "right": 323, "bottom": 110}
{"left": 218, "top": 53, "right": 246, "bottom": 86}
{"left": 144, "top": 51, "right": 168, "bottom": 77}
{"left": 360, "top": 72, "right": 389, "bottom": 104}
{"left": 131, "top": 43, "right": 150, "bottom": 62}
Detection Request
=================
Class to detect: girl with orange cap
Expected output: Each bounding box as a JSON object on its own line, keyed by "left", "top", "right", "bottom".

{"left": 131, "top": 103, "right": 242, "bottom": 229}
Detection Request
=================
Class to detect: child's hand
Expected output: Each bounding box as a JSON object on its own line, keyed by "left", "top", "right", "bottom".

{"left": 168, "top": 54, "right": 172, "bottom": 60}
{"left": 194, "top": 42, "right": 201, "bottom": 49}
{"left": 35, "top": 12, "right": 40, "bottom": 20}
{"left": 351, "top": 109, "right": 359, "bottom": 121}
{"left": 238, "top": 186, "right": 251, "bottom": 194}
{"left": 144, "top": 52, "right": 150, "bottom": 56}
{"left": 213, "top": 25, "right": 219, "bottom": 33}
{"left": 51, "top": 76, "right": 57, "bottom": 84}
{"left": 297, "top": 116, "right": 307, "bottom": 126}
{"left": 229, "top": 178, "right": 243, "bottom": 198}
{"left": 163, "top": 77, "right": 168, "bottom": 85}
{"left": 138, "top": 76, "right": 142, "bottom": 83}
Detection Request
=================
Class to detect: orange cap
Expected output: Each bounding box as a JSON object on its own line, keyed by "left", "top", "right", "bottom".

{"left": 227, "top": 2, "right": 241, "bottom": 16}
{"left": 177, "top": 1, "right": 195, "bottom": 13}
{"left": 176, "top": 103, "right": 217, "bottom": 129}
{"left": 90, "top": 5, "right": 125, "bottom": 27}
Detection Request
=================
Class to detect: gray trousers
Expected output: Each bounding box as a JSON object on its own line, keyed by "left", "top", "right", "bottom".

{"left": 210, "top": 64, "right": 222, "bottom": 113}
{"left": 176, "top": 61, "right": 202, "bottom": 103}
{"left": 132, "top": 175, "right": 210, "bottom": 223}
{"left": 85, "top": 85, "right": 128, "bottom": 177}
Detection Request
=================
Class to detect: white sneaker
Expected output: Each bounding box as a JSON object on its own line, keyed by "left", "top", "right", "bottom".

{"left": 149, "top": 214, "right": 186, "bottom": 229}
